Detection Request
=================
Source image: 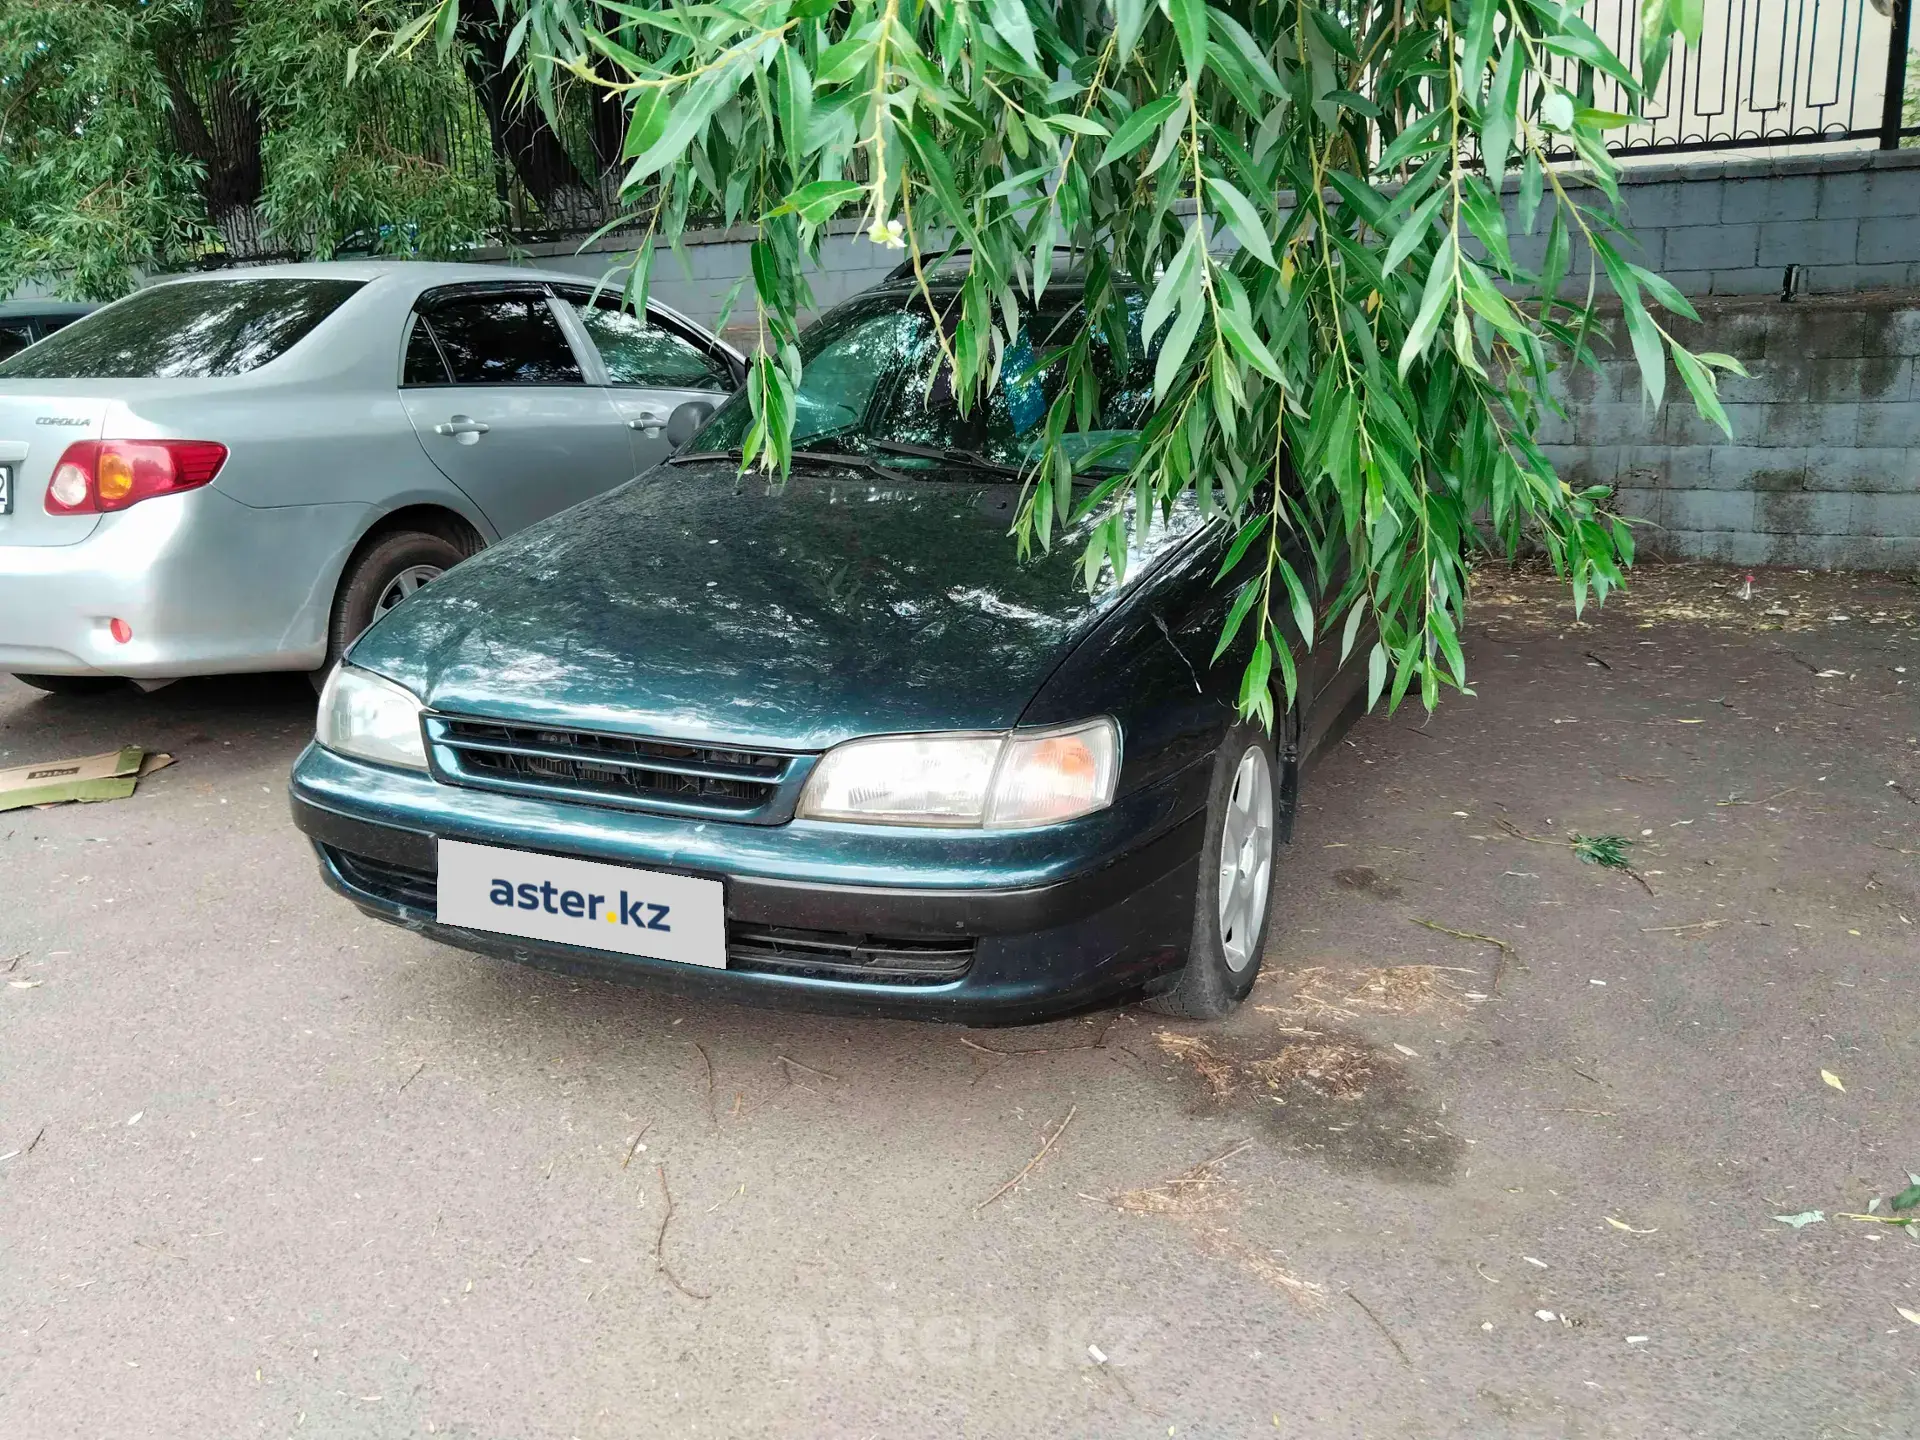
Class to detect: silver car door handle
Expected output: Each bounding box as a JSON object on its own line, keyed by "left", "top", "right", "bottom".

{"left": 626, "top": 415, "right": 668, "bottom": 435}
{"left": 434, "top": 416, "right": 491, "bottom": 437}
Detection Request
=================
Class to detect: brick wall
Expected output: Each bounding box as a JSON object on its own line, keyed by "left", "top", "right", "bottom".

{"left": 1542, "top": 291, "right": 1920, "bottom": 568}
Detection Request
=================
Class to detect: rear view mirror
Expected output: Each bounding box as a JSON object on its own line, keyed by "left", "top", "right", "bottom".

{"left": 667, "top": 400, "right": 716, "bottom": 450}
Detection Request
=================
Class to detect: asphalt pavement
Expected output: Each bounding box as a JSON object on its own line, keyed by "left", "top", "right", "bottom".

{"left": 2, "top": 562, "right": 1916, "bottom": 1438}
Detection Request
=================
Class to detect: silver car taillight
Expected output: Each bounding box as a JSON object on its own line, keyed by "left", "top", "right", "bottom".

{"left": 44, "top": 439, "right": 228, "bottom": 515}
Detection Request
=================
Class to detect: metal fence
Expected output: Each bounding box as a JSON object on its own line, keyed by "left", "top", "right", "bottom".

{"left": 174, "top": 26, "right": 633, "bottom": 263}
{"left": 1548, "top": 0, "right": 1916, "bottom": 154}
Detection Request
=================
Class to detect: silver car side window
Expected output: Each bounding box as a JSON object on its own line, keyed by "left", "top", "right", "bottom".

{"left": 419, "top": 294, "right": 585, "bottom": 386}
{"left": 569, "top": 298, "right": 732, "bottom": 392}
{"left": 402, "top": 313, "right": 452, "bottom": 387}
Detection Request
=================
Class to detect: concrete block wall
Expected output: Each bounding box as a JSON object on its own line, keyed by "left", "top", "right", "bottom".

{"left": 1539, "top": 291, "right": 1920, "bottom": 568}
{"left": 497, "top": 150, "right": 1920, "bottom": 331}
{"left": 1507, "top": 148, "right": 1920, "bottom": 298}
{"left": 485, "top": 219, "right": 899, "bottom": 350}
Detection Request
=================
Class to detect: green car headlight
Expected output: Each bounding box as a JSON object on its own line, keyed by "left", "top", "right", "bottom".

{"left": 797, "top": 718, "right": 1120, "bottom": 828}
{"left": 316, "top": 664, "right": 429, "bottom": 771}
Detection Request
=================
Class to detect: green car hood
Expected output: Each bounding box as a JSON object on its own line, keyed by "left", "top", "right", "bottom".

{"left": 349, "top": 459, "right": 1203, "bottom": 752}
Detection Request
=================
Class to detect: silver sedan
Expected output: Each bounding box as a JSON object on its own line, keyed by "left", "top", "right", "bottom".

{"left": 0, "top": 261, "right": 743, "bottom": 693}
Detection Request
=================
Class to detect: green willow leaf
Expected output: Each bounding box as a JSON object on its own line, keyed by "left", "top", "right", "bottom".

{"left": 1383, "top": 189, "right": 1444, "bottom": 275}
{"left": 1517, "top": 150, "right": 1543, "bottom": 235}
{"left": 1399, "top": 232, "right": 1456, "bottom": 377}
{"left": 1671, "top": 343, "right": 1731, "bottom": 438}
{"left": 1375, "top": 110, "right": 1444, "bottom": 173}
{"left": 1217, "top": 512, "right": 1271, "bottom": 579}
{"left": 1623, "top": 293, "right": 1666, "bottom": 410}
{"left": 1144, "top": 100, "right": 1188, "bottom": 174}
{"left": 1545, "top": 11, "right": 1642, "bottom": 95}
{"left": 1540, "top": 212, "right": 1570, "bottom": 301}
{"left": 1098, "top": 95, "right": 1181, "bottom": 167}
{"left": 1694, "top": 352, "right": 1752, "bottom": 376}
{"left": 1209, "top": 10, "right": 1284, "bottom": 95}
{"left": 773, "top": 178, "right": 864, "bottom": 223}
{"left": 1632, "top": 263, "right": 1700, "bottom": 321}
{"left": 1458, "top": 0, "right": 1497, "bottom": 97}
{"left": 1216, "top": 304, "right": 1283, "bottom": 380}
{"left": 1213, "top": 578, "right": 1263, "bottom": 662}
{"left": 1481, "top": 39, "right": 1520, "bottom": 191}
{"left": 1339, "top": 599, "right": 1367, "bottom": 664}
{"left": 1043, "top": 112, "right": 1109, "bottom": 137}
{"left": 1152, "top": 287, "right": 1206, "bottom": 401}
{"left": 1274, "top": 556, "right": 1315, "bottom": 650}
{"left": 1206, "top": 175, "right": 1277, "bottom": 270}
{"left": 1141, "top": 223, "right": 1201, "bottom": 345}
{"left": 984, "top": 0, "right": 1039, "bottom": 69}
{"left": 625, "top": 62, "right": 746, "bottom": 181}
{"left": 1168, "top": 0, "right": 1209, "bottom": 81}
{"left": 623, "top": 87, "right": 670, "bottom": 159}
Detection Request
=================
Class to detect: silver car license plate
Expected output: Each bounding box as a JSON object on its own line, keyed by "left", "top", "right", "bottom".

{"left": 0, "top": 464, "right": 11, "bottom": 515}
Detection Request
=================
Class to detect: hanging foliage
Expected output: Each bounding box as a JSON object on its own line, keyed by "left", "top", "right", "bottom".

{"left": 411, "top": 0, "right": 1741, "bottom": 721}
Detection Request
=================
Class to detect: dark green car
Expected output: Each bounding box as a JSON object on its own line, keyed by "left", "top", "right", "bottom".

{"left": 289, "top": 274, "right": 1368, "bottom": 1023}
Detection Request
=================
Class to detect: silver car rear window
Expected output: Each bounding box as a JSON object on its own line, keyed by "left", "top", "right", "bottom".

{"left": 0, "top": 278, "right": 364, "bottom": 379}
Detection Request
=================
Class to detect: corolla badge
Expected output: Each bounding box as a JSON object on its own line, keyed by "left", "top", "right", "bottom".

{"left": 35, "top": 416, "right": 88, "bottom": 426}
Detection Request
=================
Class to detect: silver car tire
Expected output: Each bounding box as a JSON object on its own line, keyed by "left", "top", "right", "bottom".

{"left": 313, "top": 529, "right": 470, "bottom": 692}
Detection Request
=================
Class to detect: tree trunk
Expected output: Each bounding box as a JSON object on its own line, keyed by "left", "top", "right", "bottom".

{"left": 586, "top": 54, "right": 626, "bottom": 173}
{"left": 456, "top": 0, "right": 592, "bottom": 218}
{"left": 152, "top": 28, "right": 263, "bottom": 216}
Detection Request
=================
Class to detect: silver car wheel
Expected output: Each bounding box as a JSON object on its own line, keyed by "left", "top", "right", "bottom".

{"left": 1216, "top": 744, "right": 1275, "bottom": 973}
{"left": 374, "top": 564, "right": 442, "bottom": 618}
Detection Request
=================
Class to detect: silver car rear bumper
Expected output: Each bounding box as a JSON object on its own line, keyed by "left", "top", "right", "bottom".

{"left": 0, "top": 486, "right": 366, "bottom": 678}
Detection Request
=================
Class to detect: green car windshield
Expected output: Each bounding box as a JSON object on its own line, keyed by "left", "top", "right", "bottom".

{"left": 690, "top": 291, "right": 1153, "bottom": 474}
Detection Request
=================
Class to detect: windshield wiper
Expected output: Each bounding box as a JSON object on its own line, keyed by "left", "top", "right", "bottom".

{"left": 789, "top": 448, "right": 916, "bottom": 482}
{"left": 866, "top": 439, "right": 1021, "bottom": 477}
{"left": 664, "top": 445, "right": 915, "bottom": 482}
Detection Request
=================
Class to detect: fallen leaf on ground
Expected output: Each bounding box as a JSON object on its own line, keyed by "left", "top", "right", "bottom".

{"left": 1246, "top": 1042, "right": 1375, "bottom": 1098}
{"left": 1155, "top": 1032, "right": 1237, "bottom": 1099}
{"left": 1821, "top": 1070, "right": 1846, "bottom": 1092}
{"left": 1605, "top": 1217, "right": 1658, "bottom": 1234}
{"left": 1773, "top": 1210, "right": 1825, "bottom": 1229}
{"left": 1897, "top": 1307, "right": 1920, "bottom": 1327}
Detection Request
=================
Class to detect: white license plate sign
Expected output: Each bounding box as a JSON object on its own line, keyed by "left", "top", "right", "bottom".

{"left": 0, "top": 464, "right": 11, "bottom": 515}
{"left": 437, "top": 839, "right": 727, "bottom": 968}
